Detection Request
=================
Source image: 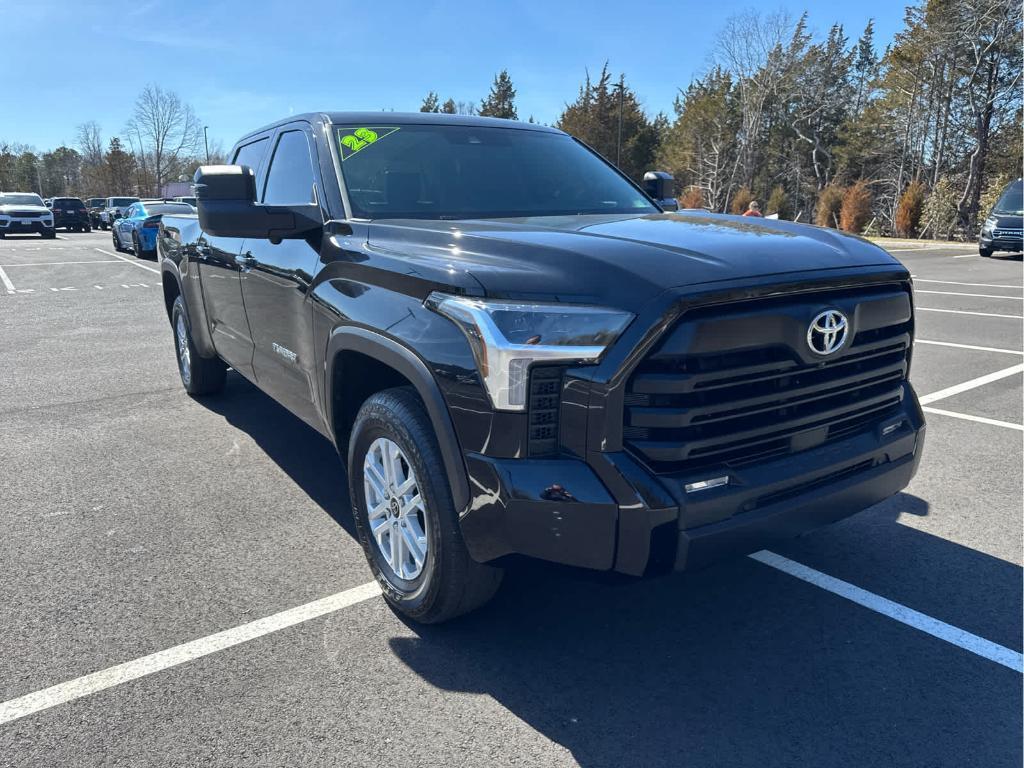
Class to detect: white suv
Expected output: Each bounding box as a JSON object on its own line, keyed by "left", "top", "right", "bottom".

{"left": 0, "top": 192, "right": 55, "bottom": 238}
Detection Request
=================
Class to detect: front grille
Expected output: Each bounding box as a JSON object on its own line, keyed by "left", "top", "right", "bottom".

{"left": 528, "top": 367, "right": 563, "bottom": 456}
{"left": 623, "top": 285, "right": 911, "bottom": 473}
{"left": 9, "top": 210, "right": 42, "bottom": 218}
{"left": 993, "top": 228, "right": 1022, "bottom": 238}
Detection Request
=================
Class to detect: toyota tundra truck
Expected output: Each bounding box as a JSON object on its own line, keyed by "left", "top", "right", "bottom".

{"left": 157, "top": 112, "right": 925, "bottom": 623}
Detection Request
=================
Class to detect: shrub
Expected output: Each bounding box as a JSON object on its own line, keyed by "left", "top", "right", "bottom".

{"left": 921, "top": 177, "right": 960, "bottom": 240}
{"left": 766, "top": 185, "right": 791, "bottom": 219}
{"left": 730, "top": 186, "right": 753, "bottom": 215}
{"left": 840, "top": 180, "right": 872, "bottom": 234}
{"left": 679, "top": 186, "right": 704, "bottom": 209}
{"left": 895, "top": 180, "right": 925, "bottom": 237}
{"left": 815, "top": 185, "right": 845, "bottom": 228}
{"left": 980, "top": 173, "right": 1012, "bottom": 220}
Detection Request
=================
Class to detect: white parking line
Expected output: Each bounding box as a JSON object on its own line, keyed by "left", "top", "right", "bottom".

{"left": 917, "top": 307, "right": 1024, "bottom": 319}
{"left": 1, "top": 260, "right": 122, "bottom": 267}
{"left": 0, "top": 581, "right": 382, "bottom": 726}
{"left": 922, "top": 407, "right": 1023, "bottom": 431}
{"left": 750, "top": 551, "right": 1023, "bottom": 672}
{"left": 94, "top": 248, "right": 160, "bottom": 276}
{"left": 913, "top": 279, "right": 1023, "bottom": 289}
{"left": 918, "top": 363, "right": 1024, "bottom": 405}
{"left": 0, "top": 264, "right": 14, "bottom": 293}
{"left": 915, "top": 289, "right": 1024, "bottom": 301}
{"left": 915, "top": 339, "right": 1023, "bottom": 355}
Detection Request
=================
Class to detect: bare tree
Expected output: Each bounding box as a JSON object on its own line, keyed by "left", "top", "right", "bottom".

{"left": 124, "top": 84, "right": 203, "bottom": 196}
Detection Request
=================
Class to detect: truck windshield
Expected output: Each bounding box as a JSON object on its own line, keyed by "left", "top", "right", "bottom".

{"left": 334, "top": 124, "right": 658, "bottom": 220}
{"left": 993, "top": 180, "right": 1023, "bottom": 216}
{"left": 110, "top": 198, "right": 137, "bottom": 207}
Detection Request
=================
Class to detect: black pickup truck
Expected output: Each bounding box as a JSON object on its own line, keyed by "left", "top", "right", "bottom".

{"left": 157, "top": 112, "right": 925, "bottom": 623}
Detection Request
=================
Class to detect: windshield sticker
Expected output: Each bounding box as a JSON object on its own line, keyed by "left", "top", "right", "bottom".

{"left": 338, "top": 127, "right": 400, "bottom": 160}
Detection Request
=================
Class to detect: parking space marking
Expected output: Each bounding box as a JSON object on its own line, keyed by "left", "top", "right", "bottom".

{"left": 917, "top": 307, "right": 1024, "bottom": 319}
{"left": 914, "top": 279, "right": 1023, "bottom": 289}
{"left": 1, "top": 260, "right": 122, "bottom": 267}
{"left": 750, "top": 551, "right": 1024, "bottom": 673}
{"left": 921, "top": 407, "right": 1023, "bottom": 431}
{"left": 94, "top": 248, "right": 161, "bottom": 276}
{"left": 0, "top": 581, "right": 382, "bottom": 726}
{"left": 915, "top": 289, "right": 1024, "bottom": 301}
{"left": 918, "top": 363, "right": 1024, "bottom": 405}
{"left": 0, "top": 265, "right": 14, "bottom": 293}
{"left": 916, "top": 339, "right": 1023, "bottom": 355}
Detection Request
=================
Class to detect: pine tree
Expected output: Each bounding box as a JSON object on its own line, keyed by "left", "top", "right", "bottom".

{"left": 479, "top": 70, "right": 517, "bottom": 119}
{"left": 441, "top": 99, "right": 457, "bottom": 114}
{"left": 420, "top": 92, "right": 441, "bottom": 113}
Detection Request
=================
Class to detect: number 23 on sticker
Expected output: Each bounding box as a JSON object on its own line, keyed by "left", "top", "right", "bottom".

{"left": 337, "top": 127, "right": 398, "bottom": 160}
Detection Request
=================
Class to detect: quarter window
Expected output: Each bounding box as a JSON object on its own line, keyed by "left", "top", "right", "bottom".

{"left": 232, "top": 137, "right": 269, "bottom": 174}
{"left": 263, "top": 130, "right": 317, "bottom": 205}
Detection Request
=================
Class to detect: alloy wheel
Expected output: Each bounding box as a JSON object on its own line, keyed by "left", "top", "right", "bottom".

{"left": 363, "top": 437, "right": 429, "bottom": 581}
{"left": 175, "top": 313, "right": 191, "bottom": 385}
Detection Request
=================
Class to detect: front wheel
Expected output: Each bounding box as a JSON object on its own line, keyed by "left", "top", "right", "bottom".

{"left": 979, "top": 246, "right": 993, "bottom": 257}
{"left": 349, "top": 388, "right": 502, "bottom": 623}
{"left": 171, "top": 295, "right": 226, "bottom": 396}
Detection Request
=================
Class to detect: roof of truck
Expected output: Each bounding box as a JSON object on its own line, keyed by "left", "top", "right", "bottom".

{"left": 237, "top": 112, "right": 564, "bottom": 144}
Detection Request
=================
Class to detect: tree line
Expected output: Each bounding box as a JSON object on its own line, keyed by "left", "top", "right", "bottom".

{"left": 0, "top": 84, "right": 223, "bottom": 201}
{"left": 3, "top": 0, "right": 1019, "bottom": 239}
{"left": 425, "top": 0, "right": 1020, "bottom": 239}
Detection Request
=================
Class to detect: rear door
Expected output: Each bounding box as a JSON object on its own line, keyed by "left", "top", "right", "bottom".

{"left": 196, "top": 136, "right": 270, "bottom": 378}
{"left": 238, "top": 124, "right": 324, "bottom": 427}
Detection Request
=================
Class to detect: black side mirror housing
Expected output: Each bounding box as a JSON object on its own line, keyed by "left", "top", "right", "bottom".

{"left": 643, "top": 171, "right": 679, "bottom": 212}
{"left": 194, "top": 165, "right": 322, "bottom": 240}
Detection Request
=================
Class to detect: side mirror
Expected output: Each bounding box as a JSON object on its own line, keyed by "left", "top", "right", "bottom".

{"left": 643, "top": 171, "right": 679, "bottom": 212}
{"left": 194, "top": 165, "right": 322, "bottom": 241}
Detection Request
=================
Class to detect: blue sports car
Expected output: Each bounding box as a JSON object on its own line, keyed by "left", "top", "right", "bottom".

{"left": 112, "top": 200, "right": 195, "bottom": 259}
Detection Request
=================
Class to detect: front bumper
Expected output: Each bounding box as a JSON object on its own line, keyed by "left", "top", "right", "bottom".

{"left": 459, "top": 390, "right": 924, "bottom": 575}
{"left": 0, "top": 218, "right": 53, "bottom": 234}
{"left": 980, "top": 234, "right": 1023, "bottom": 253}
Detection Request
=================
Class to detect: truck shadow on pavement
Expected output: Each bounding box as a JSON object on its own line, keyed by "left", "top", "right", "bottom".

{"left": 387, "top": 497, "right": 1022, "bottom": 767}
{"left": 201, "top": 374, "right": 1021, "bottom": 768}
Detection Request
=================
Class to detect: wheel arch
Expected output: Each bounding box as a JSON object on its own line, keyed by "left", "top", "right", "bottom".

{"left": 326, "top": 326, "right": 470, "bottom": 514}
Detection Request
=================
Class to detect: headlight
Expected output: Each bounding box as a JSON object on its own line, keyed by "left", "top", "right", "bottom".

{"left": 427, "top": 293, "right": 634, "bottom": 411}
{"left": 983, "top": 216, "right": 997, "bottom": 233}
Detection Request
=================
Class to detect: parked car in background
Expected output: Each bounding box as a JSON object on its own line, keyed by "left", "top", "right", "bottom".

{"left": 99, "top": 196, "right": 140, "bottom": 230}
{"left": 0, "top": 192, "right": 55, "bottom": 238}
{"left": 172, "top": 196, "right": 197, "bottom": 207}
{"left": 979, "top": 178, "right": 1023, "bottom": 257}
{"left": 112, "top": 200, "right": 194, "bottom": 258}
{"left": 50, "top": 196, "right": 92, "bottom": 232}
{"left": 86, "top": 197, "right": 107, "bottom": 228}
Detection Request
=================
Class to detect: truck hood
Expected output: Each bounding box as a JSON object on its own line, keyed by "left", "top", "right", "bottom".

{"left": 368, "top": 211, "right": 903, "bottom": 309}
{"left": 0, "top": 204, "right": 49, "bottom": 214}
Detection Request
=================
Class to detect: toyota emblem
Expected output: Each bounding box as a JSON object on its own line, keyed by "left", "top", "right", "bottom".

{"left": 807, "top": 310, "right": 848, "bottom": 355}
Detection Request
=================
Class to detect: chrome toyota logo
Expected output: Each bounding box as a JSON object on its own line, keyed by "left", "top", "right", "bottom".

{"left": 807, "top": 310, "right": 848, "bottom": 355}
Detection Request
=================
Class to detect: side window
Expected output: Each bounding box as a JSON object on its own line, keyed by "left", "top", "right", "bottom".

{"left": 262, "top": 130, "right": 316, "bottom": 205}
{"left": 125, "top": 204, "right": 137, "bottom": 217}
{"left": 232, "top": 137, "right": 269, "bottom": 174}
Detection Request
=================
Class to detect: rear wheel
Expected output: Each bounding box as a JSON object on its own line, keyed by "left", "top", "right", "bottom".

{"left": 349, "top": 387, "right": 503, "bottom": 623}
{"left": 171, "top": 295, "right": 226, "bottom": 396}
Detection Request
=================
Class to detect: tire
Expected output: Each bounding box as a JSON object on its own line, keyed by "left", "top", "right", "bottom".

{"left": 132, "top": 232, "right": 140, "bottom": 255}
{"left": 41, "top": 230, "right": 56, "bottom": 239}
{"left": 349, "top": 387, "right": 503, "bottom": 624}
{"left": 100, "top": 222, "right": 108, "bottom": 231}
{"left": 171, "top": 295, "right": 226, "bottom": 396}
{"left": 112, "top": 230, "right": 122, "bottom": 252}
{"left": 84, "top": 225, "right": 92, "bottom": 233}
{"left": 979, "top": 246, "right": 993, "bottom": 257}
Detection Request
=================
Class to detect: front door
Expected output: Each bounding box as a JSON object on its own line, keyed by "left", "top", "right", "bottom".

{"left": 195, "top": 136, "right": 271, "bottom": 380}
{"left": 239, "top": 126, "right": 324, "bottom": 428}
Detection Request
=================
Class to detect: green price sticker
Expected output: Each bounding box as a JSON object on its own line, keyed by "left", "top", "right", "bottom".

{"left": 338, "top": 126, "right": 399, "bottom": 160}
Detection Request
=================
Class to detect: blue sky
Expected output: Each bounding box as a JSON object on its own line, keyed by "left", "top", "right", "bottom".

{"left": 1, "top": 0, "right": 907, "bottom": 152}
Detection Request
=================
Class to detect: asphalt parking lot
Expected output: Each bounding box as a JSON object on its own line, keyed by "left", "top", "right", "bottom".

{"left": 0, "top": 231, "right": 1020, "bottom": 767}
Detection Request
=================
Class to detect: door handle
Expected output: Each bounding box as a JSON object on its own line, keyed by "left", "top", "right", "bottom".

{"left": 235, "top": 251, "right": 256, "bottom": 271}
